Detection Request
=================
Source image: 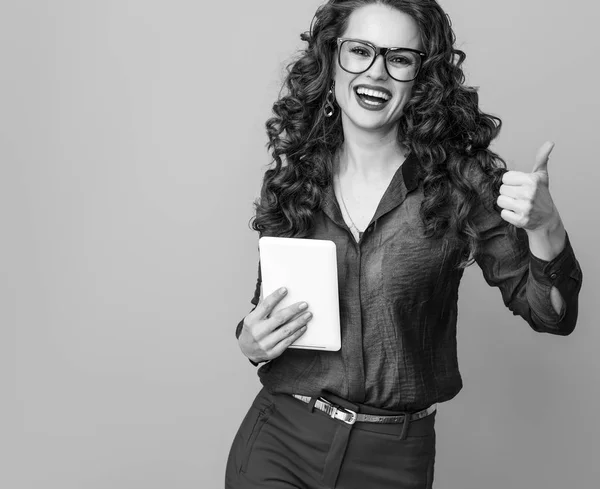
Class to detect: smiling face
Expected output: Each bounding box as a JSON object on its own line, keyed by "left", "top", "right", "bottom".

{"left": 333, "top": 4, "right": 423, "bottom": 134}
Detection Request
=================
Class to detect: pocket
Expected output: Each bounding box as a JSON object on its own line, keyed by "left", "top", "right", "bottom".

{"left": 239, "top": 403, "right": 275, "bottom": 474}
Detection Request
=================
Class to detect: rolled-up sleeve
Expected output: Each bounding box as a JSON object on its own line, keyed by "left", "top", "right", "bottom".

{"left": 473, "top": 193, "right": 583, "bottom": 336}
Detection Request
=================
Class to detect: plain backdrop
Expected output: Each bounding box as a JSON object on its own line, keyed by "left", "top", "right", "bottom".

{"left": 2, "top": 0, "right": 598, "bottom": 488}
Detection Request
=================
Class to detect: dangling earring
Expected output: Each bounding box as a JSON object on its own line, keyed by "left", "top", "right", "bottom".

{"left": 324, "top": 81, "right": 335, "bottom": 117}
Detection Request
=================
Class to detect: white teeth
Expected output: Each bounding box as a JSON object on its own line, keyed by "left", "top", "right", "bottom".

{"left": 356, "top": 87, "right": 391, "bottom": 101}
{"left": 363, "top": 98, "right": 381, "bottom": 105}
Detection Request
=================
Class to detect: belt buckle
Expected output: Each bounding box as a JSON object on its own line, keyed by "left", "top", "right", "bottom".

{"left": 318, "top": 397, "right": 357, "bottom": 425}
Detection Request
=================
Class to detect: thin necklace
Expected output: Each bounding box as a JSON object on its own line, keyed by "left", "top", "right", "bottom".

{"left": 335, "top": 169, "right": 364, "bottom": 238}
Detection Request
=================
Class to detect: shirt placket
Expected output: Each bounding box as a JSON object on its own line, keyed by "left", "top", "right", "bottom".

{"left": 320, "top": 152, "right": 423, "bottom": 403}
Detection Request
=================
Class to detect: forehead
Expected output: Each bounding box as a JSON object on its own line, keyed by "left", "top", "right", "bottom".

{"left": 342, "top": 4, "right": 422, "bottom": 49}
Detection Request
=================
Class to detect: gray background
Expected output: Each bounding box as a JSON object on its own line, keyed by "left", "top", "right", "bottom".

{"left": 2, "top": 0, "right": 598, "bottom": 488}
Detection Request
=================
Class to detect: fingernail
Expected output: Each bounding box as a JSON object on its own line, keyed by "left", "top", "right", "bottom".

{"left": 279, "top": 287, "right": 287, "bottom": 295}
{"left": 299, "top": 302, "right": 308, "bottom": 310}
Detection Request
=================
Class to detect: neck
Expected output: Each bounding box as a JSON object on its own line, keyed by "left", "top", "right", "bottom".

{"left": 337, "top": 120, "right": 407, "bottom": 182}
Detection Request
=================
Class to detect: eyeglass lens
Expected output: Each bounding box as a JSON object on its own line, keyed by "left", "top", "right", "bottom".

{"left": 339, "top": 40, "right": 421, "bottom": 81}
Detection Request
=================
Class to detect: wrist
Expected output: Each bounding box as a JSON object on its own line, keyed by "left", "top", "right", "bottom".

{"left": 527, "top": 214, "right": 566, "bottom": 261}
{"left": 237, "top": 333, "right": 262, "bottom": 364}
{"left": 527, "top": 209, "right": 562, "bottom": 236}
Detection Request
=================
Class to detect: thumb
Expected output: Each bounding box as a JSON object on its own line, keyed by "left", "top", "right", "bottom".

{"left": 532, "top": 141, "right": 555, "bottom": 174}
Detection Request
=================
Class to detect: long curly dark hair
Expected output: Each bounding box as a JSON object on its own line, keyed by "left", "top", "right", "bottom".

{"left": 249, "top": 0, "right": 518, "bottom": 268}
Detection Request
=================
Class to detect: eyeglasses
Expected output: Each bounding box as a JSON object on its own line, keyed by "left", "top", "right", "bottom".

{"left": 336, "top": 38, "right": 426, "bottom": 82}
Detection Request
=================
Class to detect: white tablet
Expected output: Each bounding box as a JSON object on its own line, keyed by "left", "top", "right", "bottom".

{"left": 258, "top": 237, "right": 341, "bottom": 351}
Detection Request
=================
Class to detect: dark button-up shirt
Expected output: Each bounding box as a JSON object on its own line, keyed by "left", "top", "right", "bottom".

{"left": 235, "top": 151, "right": 583, "bottom": 411}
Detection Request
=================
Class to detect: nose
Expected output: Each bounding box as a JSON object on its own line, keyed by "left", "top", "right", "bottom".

{"left": 366, "top": 53, "right": 388, "bottom": 80}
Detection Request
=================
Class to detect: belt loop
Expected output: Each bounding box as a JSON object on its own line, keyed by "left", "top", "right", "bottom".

{"left": 307, "top": 397, "right": 318, "bottom": 412}
{"left": 399, "top": 412, "right": 411, "bottom": 440}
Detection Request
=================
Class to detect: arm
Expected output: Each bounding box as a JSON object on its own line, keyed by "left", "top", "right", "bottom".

{"left": 473, "top": 175, "right": 583, "bottom": 335}
{"left": 527, "top": 215, "right": 568, "bottom": 316}
{"left": 235, "top": 259, "right": 308, "bottom": 365}
{"left": 235, "top": 260, "right": 262, "bottom": 339}
{"left": 235, "top": 260, "right": 263, "bottom": 366}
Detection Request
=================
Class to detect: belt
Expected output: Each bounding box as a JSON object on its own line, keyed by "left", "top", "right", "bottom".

{"left": 292, "top": 394, "right": 437, "bottom": 425}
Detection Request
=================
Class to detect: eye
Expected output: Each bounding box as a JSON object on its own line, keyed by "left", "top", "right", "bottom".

{"left": 350, "top": 46, "right": 371, "bottom": 57}
{"left": 388, "top": 55, "right": 414, "bottom": 66}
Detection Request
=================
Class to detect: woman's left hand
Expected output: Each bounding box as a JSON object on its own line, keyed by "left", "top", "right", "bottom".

{"left": 496, "top": 141, "right": 561, "bottom": 233}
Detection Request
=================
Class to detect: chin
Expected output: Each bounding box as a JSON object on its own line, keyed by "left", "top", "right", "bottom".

{"left": 346, "top": 112, "right": 399, "bottom": 131}
{"left": 341, "top": 101, "right": 404, "bottom": 131}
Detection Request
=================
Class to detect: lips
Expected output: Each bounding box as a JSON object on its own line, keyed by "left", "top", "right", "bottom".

{"left": 353, "top": 84, "right": 392, "bottom": 111}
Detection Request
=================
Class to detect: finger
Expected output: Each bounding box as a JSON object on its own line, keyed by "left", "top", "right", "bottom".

{"left": 500, "top": 208, "right": 522, "bottom": 227}
{"left": 532, "top": 141, "right": 555, "bottom": 174}
{"left": 501, "top": 170, "right": 532, "bottom": 186}
{"left": 268, "top": 321, "right": 309, "bottom": 359}
{"left": 267, "top": 311, "right": 313, "bottom": 349}
{"left": 245, "top": 310, "right": 308, "bottom": 361}
{"left": 496, "top": 194, "right": 521, "bottom": 213}
{"left": 499, "top": 183, "right": 521, "bottom": 199}
{"left": 251, "top": 300, "right": 309, "bottom": 341}
{"left": 263, "top": 301, "right": 310, "bottom": 335}
{"left": 254, "top": 287, "right": 289, "bottom": 320}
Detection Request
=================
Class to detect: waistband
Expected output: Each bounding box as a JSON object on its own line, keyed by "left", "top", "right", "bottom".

{"left": 309, "top": 390, "right": 433, "bottom": 416}
{"left": 292, "top": 394, "right": 437, "bottom": 425}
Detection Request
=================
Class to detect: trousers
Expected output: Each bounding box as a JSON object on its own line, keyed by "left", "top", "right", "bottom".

{"left": 225, "top": 387, "right": 437, "bottom": 489}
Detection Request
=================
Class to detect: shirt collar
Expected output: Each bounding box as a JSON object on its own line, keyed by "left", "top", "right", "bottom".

{"left": 321, "top": 150, "right": 424, "bottom": 231}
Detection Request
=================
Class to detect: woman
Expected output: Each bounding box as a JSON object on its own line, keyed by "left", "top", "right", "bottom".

{"left": 226, "top": 1, "right": 583, "bottom": 488}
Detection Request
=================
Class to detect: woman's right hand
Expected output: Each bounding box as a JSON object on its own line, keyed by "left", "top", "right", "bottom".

{"left": 238, "top": 287, "right": 312, "bottom": 364}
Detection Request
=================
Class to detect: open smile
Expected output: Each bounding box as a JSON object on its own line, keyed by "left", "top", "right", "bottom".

{"left": 353, "top": 85, "right": 392, "bottom": 111}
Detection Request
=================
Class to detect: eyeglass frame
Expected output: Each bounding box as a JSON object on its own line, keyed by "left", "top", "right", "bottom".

{"left": 336, "top": 37, "right": 427, "bottom": 82}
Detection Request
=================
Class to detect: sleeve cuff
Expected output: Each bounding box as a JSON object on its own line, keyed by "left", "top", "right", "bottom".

{"left": 528, "top": 229, "right": 576, "bottom": 287}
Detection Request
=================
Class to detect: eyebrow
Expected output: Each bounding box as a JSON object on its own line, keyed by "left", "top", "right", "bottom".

{"left": 343, "top": 37, "right": 419, "bottom": 50}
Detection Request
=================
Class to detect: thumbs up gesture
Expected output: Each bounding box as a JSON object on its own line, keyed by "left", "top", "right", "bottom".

{"left": 497, "top": 141, "right": 561, "bottom": 233}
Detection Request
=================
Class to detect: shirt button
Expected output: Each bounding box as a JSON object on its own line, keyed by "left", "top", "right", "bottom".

{"left": 550, "top": 273, "right": 557, "bottom": 280}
